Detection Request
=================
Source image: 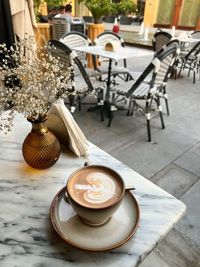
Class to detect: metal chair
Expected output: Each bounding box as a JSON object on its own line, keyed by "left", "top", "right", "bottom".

{"left": 92, "top": 31, "right": 132, "bottom": 83}
{"left": 190, "top": 30, "right": 200, "bottom": 49}
{"left": 127, "top": 40, "right": 180, "bottom": 116}
{"left": 47, "top": 40, "right": 105, "bottom": 114}
{"left": 60, "top": 31, "right": 92, "bottom": 68}
{"left": 119, "top": 15, "right": 133, "bottom": 25}
{"left": 191, "top": 31, "right": 200, "bottom": 39}
{"left": 60, "top": 31, "right": 95, "bottom": 78}
{"left": 178, "top": 41, "right": 200, "bottom": 84}
{"left": 103, "top": 15, "right": 115, "bottom": 23}
{"left": 52, "top": 17, "right": 85, "bottom": 41}
{"left": 83, "top": 16, "right": 94, "bottom": 23}
{"left": 160, "top": 40, "right": 180, "bottom": 115}
{"left": 104, "top": 44, "right": 178, "bottom": 142}
{"left": 152, "top": 31, "right": 172, "bottom": 54}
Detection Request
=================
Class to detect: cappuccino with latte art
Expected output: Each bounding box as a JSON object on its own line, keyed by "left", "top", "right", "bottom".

{"left": 68, "top": 170, "right": 122, "bottom": 208}
{"left": 66, "top": 165, "right": 125, "bottom": 226}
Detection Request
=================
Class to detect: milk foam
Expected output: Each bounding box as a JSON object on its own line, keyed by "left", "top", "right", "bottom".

{"left": 74, "top": 172, "right": 116, "bottom": 204}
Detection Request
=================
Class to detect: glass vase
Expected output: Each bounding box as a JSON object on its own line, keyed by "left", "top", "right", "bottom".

{"left": 22, "top": 116, "right": 60, "bottom": 169}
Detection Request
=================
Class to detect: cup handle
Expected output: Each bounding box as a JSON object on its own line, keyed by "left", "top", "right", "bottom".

{"left": 125, "top": 187, "right": 135, "bottom": 191}
{"left": 84, "top": 161, "right": 91, "bottom": 166}
{"left": 64, "top": 192, "right": 70, "bottom": 204}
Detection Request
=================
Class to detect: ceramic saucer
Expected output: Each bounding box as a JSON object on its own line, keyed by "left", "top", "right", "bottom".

{"left": 50, "top": 186, "right": 140, "bottom": 252}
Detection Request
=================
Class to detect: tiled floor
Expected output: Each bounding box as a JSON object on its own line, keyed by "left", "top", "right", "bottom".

{"left": 73, "top": 46, "right": 200, "bottom": 267}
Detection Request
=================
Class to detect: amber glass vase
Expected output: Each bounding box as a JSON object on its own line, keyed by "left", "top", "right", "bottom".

{"left": 22, "top": 116, "right": 61, "bottom": 169}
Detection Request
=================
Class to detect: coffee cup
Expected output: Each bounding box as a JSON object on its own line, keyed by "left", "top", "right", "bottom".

{"left": 66, "top": 165, "right": 127, "bottom": 226}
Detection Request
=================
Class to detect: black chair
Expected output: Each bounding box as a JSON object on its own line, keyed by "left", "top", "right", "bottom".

{"left": 119, "top": 15, "right": 133, "bottom": 25}
{"left": 92, "top": 31, "right": 131, "bottom": 83}
{"left": 47, "top": 40, "right": 105, "bottom": 114}
{"left": 190, "top": 30, "right": 200, "bottom": 49}
{"left": 152, "top": 31, "right": 172, "bottom": 54}
{"left": 60, "top": 31, "right": 94, "bottom": 77}
{"left": 159, "top": 39, "right": 180, "bottom": 115}
{"left": 104, "top": 15, "right": 115, "bottom": 23}
{"left": 191, "top": 31, "right": 200, "bottom": 39}
{"left": 178, "top": 41, "right": 200, "bottom": 84}
{"left": 127, "top": 40, "right": 180, "bottom": 116}
{"left": 83, "top": 16, "right": 94, "bottom": 23}
{"left": 104, "top": 44, "right": 178, "bottom": 141}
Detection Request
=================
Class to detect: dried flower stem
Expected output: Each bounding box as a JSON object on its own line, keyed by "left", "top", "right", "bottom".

{"left": 0, "top": 36, "right": 74, "bottom": 133}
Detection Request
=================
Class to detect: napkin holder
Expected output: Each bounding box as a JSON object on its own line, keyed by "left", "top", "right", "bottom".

{"left": 47, "top": 99, "right": 89, "bottom": 157}
{"left": 104, "top": 40, "right": 120, "bottom": 52}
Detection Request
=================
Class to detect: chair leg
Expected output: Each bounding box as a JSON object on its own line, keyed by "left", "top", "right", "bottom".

{"left": 107, "top": 103, "right": 113, "bottom": 127}
{"left": 165, "top": 98, "right": 170, "bottom": 116}
{"left": 127, "top": 99, "right": 132, "bottom": 116}
{"left": 78, "top": 95, "right": 81, "bottom": 111}
{"left": 171, "top": 65, "right": 177, "bottom": 80}
{"left": 157, "top": 96, "right": 165, "bottom": 129}
{"left": 163, "top": 86, "right": 170, "bottom": 116}
{"left": 193, "top": 70, "right": 196, "bottom": 84}
{"left": 159, "top": 109, "right": 165, "bottom": 129}
{"left": 178, "top": 63, "right": 183, "bottom": 77}
{"left": 107, "top": 92, "right": 117, "bottom": 127}
{"left": 97, "top": 88, "right": 105, "bottom": 122}
{"left": 130, "top": 99, "right": 136, "bottom": 116}
{"left": 107, "top": 114, "right": 113, "bottom": 127}
{"left": 188, "top": 67, "right": 191, "bottom": 77}
{"left": 100, "top": 104, "right": 104, "bottom": 122}
{"left": 68, "top": 95, "right": 76, "bottom": 113}
{"left": 146, "top": 114, "right": 151, "bottom": 142}
{"left": 178, "top": 61, "right": 185, "bottom": 77}
{"left": 174, "top": 69, "right": 177, "bottom": 80}
{"left": 145, "top": 102, "right": 151, "bottom": 142}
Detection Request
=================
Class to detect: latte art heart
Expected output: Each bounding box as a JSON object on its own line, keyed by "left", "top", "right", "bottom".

{"left": 74, "top": 172, "right": 116, "bottom": 204}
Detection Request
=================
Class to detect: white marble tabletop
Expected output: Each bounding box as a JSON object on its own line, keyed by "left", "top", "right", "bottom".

{"left": 73, "top": 45, "right": 153, "bottom": 61}
{"left": 0, "top": 114, "right": 186, "bottom": 267}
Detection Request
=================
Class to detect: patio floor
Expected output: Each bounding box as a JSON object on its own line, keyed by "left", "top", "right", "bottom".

{"left": 73, "top": 46, "right": 200, "bottom": 267}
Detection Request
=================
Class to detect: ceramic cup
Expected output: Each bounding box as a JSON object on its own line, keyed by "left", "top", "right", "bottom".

{"left": 66, "top": 165, "right": 127, "bottom": 226}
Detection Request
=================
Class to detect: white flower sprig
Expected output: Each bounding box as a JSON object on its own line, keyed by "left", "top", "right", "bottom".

{"left": 0, "top": 37, "right": 74, "bottom": 133}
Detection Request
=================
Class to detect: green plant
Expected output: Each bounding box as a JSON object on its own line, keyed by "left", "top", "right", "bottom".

{"left": 33, "top": 0, "right": 64, "bottom": 21}
{"left": 33, "top": 0, "right": 64, "bottom": 10}
{"left": 116, "top": 0, "right": 136, "bottom": 16}
{"left": 78, "top": 0, "right": 114, "bottom": 23}
{"left": 46, "top": 0, "right": 64, "bottom": 9}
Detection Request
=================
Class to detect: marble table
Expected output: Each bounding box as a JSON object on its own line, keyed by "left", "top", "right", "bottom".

{"left": 73, "top": 46, "right": 153, "bottom": 126}
{"left": 73, "top": 45, "right": 153, "bottom": 94}
{"left": 0, "top": 114, "right": 186, "bottom": 267}
{"left": 73, "top": 46, "right": 153, "bottom": 62}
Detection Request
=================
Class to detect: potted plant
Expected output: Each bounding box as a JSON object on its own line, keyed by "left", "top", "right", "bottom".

{"left": 116, "top": 0, "right": 136, "bottom": 16}
{"left": 78, "top": 0, "right": 114, "bottom": 24}
{"left": 116, "top": 0, "right": 137, "bottom": 25}
{"left": 78, "top": 0, "right": 114, "bottom": 67}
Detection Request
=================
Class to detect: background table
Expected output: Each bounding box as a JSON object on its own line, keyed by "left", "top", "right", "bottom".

{"left": 0, "top": 114, "right": 186, "bottom": 267}
{"left": 73, "top": 46, "right": 153, "bottom": 124}
{"left": 73, "top": 46, "right": 153, "bottom": 94}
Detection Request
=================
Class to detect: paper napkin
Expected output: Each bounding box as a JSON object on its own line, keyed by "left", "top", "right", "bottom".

{"left": 47, "top": 99, "right": 89, "bottom": 157}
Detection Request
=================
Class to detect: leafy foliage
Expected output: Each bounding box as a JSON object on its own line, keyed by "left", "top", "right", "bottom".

{"left": 33, "top": 0, "right": 64, "bottom": 10}
{"left": 79, "top": 0, "right": 114, "bottom": 23}
{"left": 116, "top": 0, "right": 137, "bottom": 15}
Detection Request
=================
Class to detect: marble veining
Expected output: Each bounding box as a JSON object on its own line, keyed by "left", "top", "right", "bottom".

{"left": 0, "top": 114, "right": 186, "bottom": 267}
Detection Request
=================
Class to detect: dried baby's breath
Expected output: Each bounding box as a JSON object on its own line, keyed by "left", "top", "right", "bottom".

{"left": 0, "top": 37, "right": 74, "bottom": 133}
